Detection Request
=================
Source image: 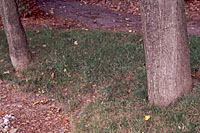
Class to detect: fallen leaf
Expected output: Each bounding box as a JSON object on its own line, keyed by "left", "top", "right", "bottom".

{"left": 60, "top": 116, "right": 70, "bottom": 122}
{"left": 92, "top": 84, "right": 97, "bottom": 87}
{"left": 1, "top": 112, "right": 5, "bottom": 115}
{"left": 51, "top": 73, "right": 54, "bottom": 79}
{"left": 66, "top": 72, "right": 71, "bottom": 77}
{"left": 3, "top": 71, "right": 9, "bottom": 74}
{"left": 144, "top": 115, "right": 150, "bottom": 121}
{"left": 74, "top": 40, "right": 78, "bottom": 45}
{"left": 45, "top": 59, "right": 51, "bottom": 63}
{"left": 138, "top": 38, "right": 143, "bottom": 42}
{"left": 32, "top": 101, "right": 40, "bottom": 106}
{"left": 40, "top": 99, "right": 49, "bottom": 104}
{"left": 10, "top": 128, "right": 18, "bottom": 133}
{"left": 36, "top": 30, "right": 40, "bottom": 34}
{"left": 49, "top": 8, "right": 54, "bottom": 14}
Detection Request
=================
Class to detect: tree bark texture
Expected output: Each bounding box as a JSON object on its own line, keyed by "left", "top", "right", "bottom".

{"left": 0, "top": 0, "right": 32, "bottom": 71}
{"left": 140, "top": 0, "right": 192, "bottom": 107}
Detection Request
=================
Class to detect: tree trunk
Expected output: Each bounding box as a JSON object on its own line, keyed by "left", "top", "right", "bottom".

{"left": 0, "top": 0, "right": 32, "bottom": 71}
{"left": 140, "top": 0, "right": 192, "bottom": 107}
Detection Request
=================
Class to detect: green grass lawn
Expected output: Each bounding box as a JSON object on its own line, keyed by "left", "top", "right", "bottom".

{"left": 0, "top": 29, "right": 199, "bottom": 132}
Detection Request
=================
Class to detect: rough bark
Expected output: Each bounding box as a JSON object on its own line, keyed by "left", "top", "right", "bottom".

{"left": 140, "top": 0, "right": 192, "bottom": 107}
{"left": 0, "top": 0, "right": 32, "bottom": 71}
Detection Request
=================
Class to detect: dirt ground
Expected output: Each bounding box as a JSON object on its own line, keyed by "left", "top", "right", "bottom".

{"left": 0, "top": 0, "right": 200, "bottom": 133}
{"left": 0, "top": 80, "right": 70, "bottom": 133}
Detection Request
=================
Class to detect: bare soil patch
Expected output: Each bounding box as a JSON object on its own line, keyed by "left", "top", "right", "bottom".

{"left": 0, "top": 80, "right": 70, "bottom": 133}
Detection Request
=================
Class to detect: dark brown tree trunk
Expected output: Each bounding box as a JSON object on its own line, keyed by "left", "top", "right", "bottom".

{"left": 0, "top": 0, "right": 32, "bottom": 71}
{"left": 140, "top": 0, "right": 192, "bottom": 107}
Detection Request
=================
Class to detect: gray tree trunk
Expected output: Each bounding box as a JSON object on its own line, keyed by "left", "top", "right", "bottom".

{"left": 140, "top": 0, "right": 192, "bottom": 107}
{"left": 0, "top": 0, "right": 32, "bottom": 71}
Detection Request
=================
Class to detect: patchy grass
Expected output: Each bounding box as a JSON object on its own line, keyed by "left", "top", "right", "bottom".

{"left": 0, "top": 29, "right": 199, "bottom": 132}
{"left": 190, "top": 35, "right": 200, "bottom": 74}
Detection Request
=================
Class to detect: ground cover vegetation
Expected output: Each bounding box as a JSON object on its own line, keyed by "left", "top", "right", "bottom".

{"left": 0, "top": 28, "right": 199, "bottom": 132}
{"left": 0, "top": 0, "right": 199, "bottom": 132}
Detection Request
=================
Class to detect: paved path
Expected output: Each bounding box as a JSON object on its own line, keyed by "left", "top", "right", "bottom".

{"left": 37, "top": 0, "right": 200, "bottom": 36}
